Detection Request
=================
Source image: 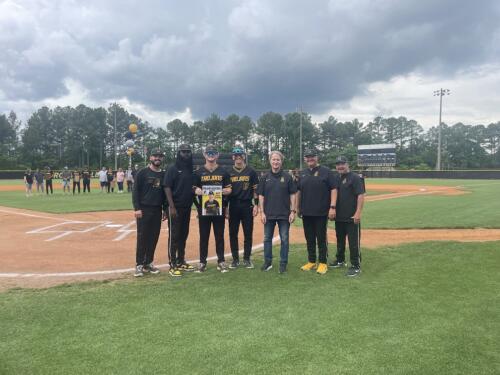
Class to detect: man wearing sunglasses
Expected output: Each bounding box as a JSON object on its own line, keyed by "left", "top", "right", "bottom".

{"left": 193, "top": 145, "right": 232, "bottom": 273}
{"left": 132, "top": 149, "right": 167, "bottom": 277}
{"left": 228, "top": 146, "right": 259, "bottom": 269}
{"left": 163, "top": 144, "right": 196, "bottom": 277}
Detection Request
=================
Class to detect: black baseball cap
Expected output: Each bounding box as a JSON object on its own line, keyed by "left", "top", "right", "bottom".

{"left": 151, "top": 149, "right": 165, "bottom": 156}
{"left": 304, "top": 149, "right": 317, "bottom": 157}
{"left": 335, "top": 156, "right": 348, "bottom": 164}
{"left": 178, "top": 144, "right": 192, "bottom": 151}
{"left": 205, "top": 144, "right": 218, "bottom": 153}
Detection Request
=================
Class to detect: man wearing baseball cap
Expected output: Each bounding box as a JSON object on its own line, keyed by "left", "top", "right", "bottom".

{"left": 163, "top": 144, "right": 196, "bottom": 277}
{"left": 297, "top": 149, "right": 337, "bottom": 275}
{"left": 193, "top": 145, "right": 232, "bottom": 273}
{"left": 228, "top": 146, "right": 259, "bottom": 269}
{"left": 329, "top": 156, "right": 365, "bottom": 277}
{"left": 132, "top": 148, "right": 167, "bottom": 277}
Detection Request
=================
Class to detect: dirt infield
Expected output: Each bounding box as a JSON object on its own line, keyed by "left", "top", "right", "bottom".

{"left": 1, "top": 198, "right": 499, "bottom": 290}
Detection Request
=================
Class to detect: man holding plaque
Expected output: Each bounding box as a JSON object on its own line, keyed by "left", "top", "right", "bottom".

{"left": 193, "top": 145, "right": 232, "bottom": 273}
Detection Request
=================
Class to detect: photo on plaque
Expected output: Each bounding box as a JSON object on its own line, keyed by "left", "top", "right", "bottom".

{"left": 202, "top": 185, "right": 222, "bottom": 216}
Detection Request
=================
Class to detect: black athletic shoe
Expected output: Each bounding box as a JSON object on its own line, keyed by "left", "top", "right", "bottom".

{"left": 242, "top": 259, "right": 254, "bottom": 269}
{"left": 279, "top": 263, "right": 287, "bottom": 274}
{"left": 261, "top": 261, "right": 272, "bottom": 272}
{"left": 143, "top": 263, "right": 160, "bottom": 274}
{"left": 346, "top": 266, "right": 361, "bottom": 277}
{"left": 329, "top": 260, "right": 346, "bottom": 268}
{"left": 134, "top": 265, "right": 144, "bottom": 277}
{"left": 229, "top": 260, "right": 240, "bottom": 269}
{"left": 195, "top": 263, "right": 207, "bottom": 273}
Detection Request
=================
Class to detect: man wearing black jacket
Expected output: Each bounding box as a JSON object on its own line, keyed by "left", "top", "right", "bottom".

{"left": 132, "top": 149, "right": 167, "bottom": 277}
{"left": 163, "top": 144, "right": 196, "bottom": 277}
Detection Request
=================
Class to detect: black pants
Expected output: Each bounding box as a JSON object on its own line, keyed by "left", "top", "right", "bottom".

{"left": 83, "top": 179, "right": 91, "bottom": 193}
{"left": 168, "top": 206, "right": 191, "bottom": 267}
{"left": 335, "top": 221, "right": 361, "bottom": 268}
{"left": 73, "top": 181, "right": 81, "bottom": 194}
{"left": 136, "top": 206, "right": 162, "bottom": 266}
{"left": 127, "top": 181, "right": 133, "bottom": 192}
{"left": 199, "top": 215, "right": 225, "bottom": 264}
{"left": 107, "top": 182, "right": 113, "bottom": 193}
{"left": 46, "top": 180, "right": 53, "bottom": 194}
{"left": 229, "top": 201, "right": 254, "bottom": 261}
{"left": 302, "top": 216, "right": 328, "bottom": 263}
{"left": 117, "top": 181, "right": 124, "bottom": 191}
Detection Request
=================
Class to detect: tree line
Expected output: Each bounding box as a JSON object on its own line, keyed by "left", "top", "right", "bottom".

{"left": 1, "top": 104, "right": 500, "bottom": 170}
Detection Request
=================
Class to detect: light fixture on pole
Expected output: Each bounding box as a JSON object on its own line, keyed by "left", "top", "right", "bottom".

{"left": 433, "top": 88, "right": 450, "bottom": 171}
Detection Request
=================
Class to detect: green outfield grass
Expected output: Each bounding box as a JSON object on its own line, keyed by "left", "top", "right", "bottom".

{"left": 0, "top": 190, "right": 133, "bottom": 213}
{"left": 1, "top": 242, "right": 498, "bottom": 375}
{"left": 362, "top": 179, "right": 500, "bottom": 229}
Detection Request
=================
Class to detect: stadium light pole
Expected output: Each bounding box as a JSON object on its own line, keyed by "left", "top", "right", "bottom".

{"left": 433, "top": 88, "right": 450, "bottom": 170}
{"left": 298, "top": 105, "right": 303, "bottom": 170}
{"left": 114, "top": 103, "right": 118, "bottom": 171}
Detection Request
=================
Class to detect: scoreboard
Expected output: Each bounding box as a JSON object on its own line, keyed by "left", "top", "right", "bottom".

{"left": 357, "top": 144, "right": 396, "bottom": 167}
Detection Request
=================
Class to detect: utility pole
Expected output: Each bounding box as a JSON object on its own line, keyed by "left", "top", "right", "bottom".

{"left": 299, "top": 106, "right": 303, "bottom": 170}
{"left": 433, "top": 88, "right": 450, "bottom": 170}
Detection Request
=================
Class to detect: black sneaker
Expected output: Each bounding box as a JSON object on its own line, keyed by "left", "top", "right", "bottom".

{"left": 143, "top": 263, "right": 160, "bottom": 274}
{"left": 217, "top": 262, "right": 229, "bottom": 273}
{"left": 242, "top": 259, "right": 254, "bottom": 269}
{"left": 195, "top": 263, "right": 207, "bottom": 273}
{"left": 134, "top": 265, "right": 144, "bottom": 277}
{"left": 329, "top": 260, "right": 346, "bottom": 268}
{"left": 229, "top": 260, "right": 240, "bottom": 269}
{"left": 346, "top": 266, "right": 361, "bottom": 277}
{"left": 279, "top": 263, "right": 287, "bottom": 274}
{"left": 261, "top": 261, "right": 272, "bottom": 271}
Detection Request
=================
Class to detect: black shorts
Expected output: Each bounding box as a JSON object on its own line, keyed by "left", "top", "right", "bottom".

{"left": 100, "top": 181, "right": 107, "bottom": 187}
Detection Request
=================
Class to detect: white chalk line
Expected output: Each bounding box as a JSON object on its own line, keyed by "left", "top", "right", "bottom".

{"left": 0, "top": 208, "right": 69, "bottom": 222}
{"left": 0, "top": 235, "right": 281, "bottom": 278}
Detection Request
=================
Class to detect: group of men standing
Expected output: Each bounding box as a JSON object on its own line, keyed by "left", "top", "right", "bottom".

{"left": 132, "top": 145, "right": 365, "bottom": 278}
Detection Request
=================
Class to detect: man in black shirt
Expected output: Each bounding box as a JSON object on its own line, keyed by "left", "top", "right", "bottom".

{"left": 163, "top": 144, "right": 196, "bottom": 277}
{"left": 297, "top": 149, "right": 337, "bottom": 275}
{"left": 258, "top": 151, "right": 298, "bottom": 274}
{"left": 193, "top": 145, "right": 232, "bottom": 273}
{"left": 228, "top": 146, "right": 259, "bottom": 269}
{"left": 329, "top": 156, "right": 365, "bottom": 277}
{"left": 82, "top": 167, "right": 91, "bottom": 193}
{"left": 45, "top": 167, "right": 53, "bottom": 195}
{"left": 72, "top": 169, "right": 81, "bottom": 194}
{"left": 132, "top": 149, "right": 167, "bottom": 277}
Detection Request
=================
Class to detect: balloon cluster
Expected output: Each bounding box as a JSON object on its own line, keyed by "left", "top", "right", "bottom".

{"left": 125, "top": 124, "right": 138, "bottom": 155}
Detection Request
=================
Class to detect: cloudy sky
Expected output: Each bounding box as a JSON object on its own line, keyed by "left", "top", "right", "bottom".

{"left": 1, "top": 0, "right": 500, "bottom": 128}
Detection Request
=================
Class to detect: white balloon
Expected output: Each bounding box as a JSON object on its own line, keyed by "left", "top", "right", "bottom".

{"left": 125, "top": 139, "right": 135, "bottom": 148}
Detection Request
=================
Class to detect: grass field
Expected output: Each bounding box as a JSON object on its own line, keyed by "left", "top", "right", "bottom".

{"left": 1, "top": 242, "right": 499, "bottom": 375}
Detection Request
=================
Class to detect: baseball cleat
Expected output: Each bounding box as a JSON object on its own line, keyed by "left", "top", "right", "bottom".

{"left": 217, "top": 262, "right": 229, "bottom": 273}
{"left": 300, "top": 262, "right": 317, "bottom": 271}
{"left": 316, "top": 263, "right": 328, "bottom": 275}
{"left": 178, "top": 262, "right": 195, "bottom": 272}
{"left": 169, "top": 268, "right": 182, "bottom": 277}
{"left": 134, "top": 265, "right": 144, "bottom": 277}
{"left": 346, "top": 266, "right": 361, "bottom": 277}
{"left": 329, "top": 260, "right": 346, "bottom": 268}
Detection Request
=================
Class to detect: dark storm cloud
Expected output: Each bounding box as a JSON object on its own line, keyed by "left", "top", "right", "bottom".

{"left": 1, "top": 0, "right": 499, "bottom": 118}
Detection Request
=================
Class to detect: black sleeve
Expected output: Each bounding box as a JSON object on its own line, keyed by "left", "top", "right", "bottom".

{"left": 163, "top": 166, "right": 176, "bottom": 188}
{"left": 193, "top": 171, "right": 201, "bottom": 188}
{"left": 132, "top": 169, "right": 144, "bottom": 210}
{"left": 352, "top": 175, "right": 365, "bottom": 195}
{"left": 328, "top": 169, "right": 337, "bottom": 190}
{"left": 257, "top": 174, "right": 266, "bottom": 196}
{"left": 223, "top": 170, "right": 231, "bottom": 188}
{"left": 288, "top": 175, "right": 298, "bottom": 194}
{"left": 250, "top": 169, "right": 259, "bottom": 190}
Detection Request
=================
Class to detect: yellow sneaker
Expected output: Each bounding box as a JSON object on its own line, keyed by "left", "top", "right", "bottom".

{"left": 316, "top": 263, "right": 328, "bottom": 275}
{"left": 169, "top": 268, "right": 182, "bottom": 277}
{"left": 300, "top": 262, "right": 317, "bottom": 271}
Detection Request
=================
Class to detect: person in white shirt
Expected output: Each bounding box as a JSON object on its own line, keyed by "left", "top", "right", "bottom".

{"left": 98, "top": 167, "right": 108, "bottom": 193}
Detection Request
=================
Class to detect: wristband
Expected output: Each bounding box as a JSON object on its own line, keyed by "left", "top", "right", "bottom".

{"left": 291, "top": 210, "right": 297, "bottom": 213}
{"left": 330, "top": 205, "right": 336, "bottom": 209}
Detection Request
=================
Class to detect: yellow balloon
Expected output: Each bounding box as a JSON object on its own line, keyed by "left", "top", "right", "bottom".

{"left": 127, "top": 148, "right": 135, "bottom": 155}
{"left": 129, "top": 123, "right": 138, "bottom": 133}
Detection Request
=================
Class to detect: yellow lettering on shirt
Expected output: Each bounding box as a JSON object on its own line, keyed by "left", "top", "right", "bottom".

{"left": 230, "top": 176, "right": 250, "bottom": 183}
{"left": 201, "top": 175, "right": 223, "bottom": 182}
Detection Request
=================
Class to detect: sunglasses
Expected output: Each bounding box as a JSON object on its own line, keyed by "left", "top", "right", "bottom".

{"left": 232, "top": 148, "right": 244, "bottom": 154}
{"left": 206, "top": 151, "right": 218, "bottom": 156}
